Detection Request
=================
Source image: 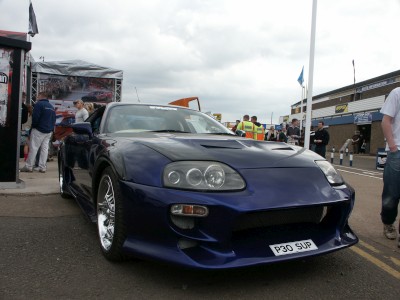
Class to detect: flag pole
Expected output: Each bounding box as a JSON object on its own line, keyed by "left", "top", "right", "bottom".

{"left": 352, "top": 59, "right": 356, "bottom": 101}
{"left": 297, "top": 66, "right": 305, "bottom": 135}
{"left": 300, "top": 86, "right": 303, "bottom": 135}
{"left": 304, "top": 0, "right": 317, "bottom": 150}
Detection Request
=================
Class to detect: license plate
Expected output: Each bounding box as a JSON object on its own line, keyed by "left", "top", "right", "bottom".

{"left": 269, "top": 239, "right": 318, "bottom": 256}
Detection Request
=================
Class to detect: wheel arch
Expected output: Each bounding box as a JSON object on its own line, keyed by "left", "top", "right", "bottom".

{"left": 92, "top": 157, "right": 120, "bottom": 209}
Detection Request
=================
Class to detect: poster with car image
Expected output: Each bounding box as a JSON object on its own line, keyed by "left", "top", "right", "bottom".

{"left": 37, "top": 74, "right": 113, "bottom": 143}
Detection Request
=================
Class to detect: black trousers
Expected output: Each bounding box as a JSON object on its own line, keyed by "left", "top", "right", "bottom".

{"left": 315, "top": 145, "right": 326, "bottom": 158}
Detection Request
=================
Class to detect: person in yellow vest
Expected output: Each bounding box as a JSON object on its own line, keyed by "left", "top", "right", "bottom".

{"left": 236, "top": 115, "right": 254, "bottom": 139}
{"left": 251, "top": 115, "right": 265, "bottom": 140}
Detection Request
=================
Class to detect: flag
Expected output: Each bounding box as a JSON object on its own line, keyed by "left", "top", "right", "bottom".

{"left": 297, "top": 66, "right": 304, "bottom": 87}
{"left": 28, "top": 2, "right": 39, "bottom": 37}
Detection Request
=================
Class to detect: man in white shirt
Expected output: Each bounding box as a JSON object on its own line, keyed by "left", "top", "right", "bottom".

{"left": 380, "top": 87, "right": 400, "bottom": 247}
{"left": 73, "top": 99, "right": 89, "bottom": 122}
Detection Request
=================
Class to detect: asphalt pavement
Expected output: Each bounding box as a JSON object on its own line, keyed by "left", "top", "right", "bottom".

{"left": 0, "top": 152, "right": 380, "bottom": 197}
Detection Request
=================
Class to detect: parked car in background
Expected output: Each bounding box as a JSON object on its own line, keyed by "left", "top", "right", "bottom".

{"left": 58, "top": 102, "right": 358, "bottom": 269}
{"left": 81, "top": 90, "right": 113, "bottom": 102}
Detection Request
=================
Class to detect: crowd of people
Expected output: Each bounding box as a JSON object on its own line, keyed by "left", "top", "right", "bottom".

{"left": 231, "top": 116, "right": 330, "bottom": 155}
{"left": 19, "top": 93, "right": 91, "bottom": 173}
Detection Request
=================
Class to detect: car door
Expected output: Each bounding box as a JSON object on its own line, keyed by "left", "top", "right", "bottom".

{"left": 67, "top": 106, "right": 105, "bottom": 201}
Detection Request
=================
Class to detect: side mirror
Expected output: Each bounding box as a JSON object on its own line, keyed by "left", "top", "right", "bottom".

{"left": 72, "top": 122, "right": 92, "bottom": 137}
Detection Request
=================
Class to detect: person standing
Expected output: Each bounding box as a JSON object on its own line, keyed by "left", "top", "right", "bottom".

{"left": 265, "top": 125, "right": 277, "bottom": 141}
{"left": 287, "top": 118, "right": 300, "bottom": 145}
{"left": 73, "top": 99, "right": 89, "bottom": 122}
{"left": 84, "top": 102, "right": 95, "bottom": 115}
{"left": 251, "top": 116, "right": 265, "bottom": 140}
{"left": 236, "top": 115, "right": 255, "bottom": 139}
{"left": 380, "top": 87, "right": 400, "bottom": 247}
{"left": 277, "top": 126, "right": 288, "bottom": 143}
{"left": 313, "top": 121, "right": 330, "bottom": 158}
{"left": 351, "top": 131, "right": 360, "bottom": 154}
{"left": 20, "top": 92, "right": 56, "bottom": 173}
{"left": 231, "top": 120, "right": 240, "bottom": 133}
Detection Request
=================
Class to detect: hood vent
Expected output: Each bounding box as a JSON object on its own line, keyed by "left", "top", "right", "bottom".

{"left": 271, "top": 147, "right": 294, "bottom": 151}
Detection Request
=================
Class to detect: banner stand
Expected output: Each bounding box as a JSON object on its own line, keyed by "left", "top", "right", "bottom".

{"left": 0, "top": 36, "right": 31, "bottom": 189}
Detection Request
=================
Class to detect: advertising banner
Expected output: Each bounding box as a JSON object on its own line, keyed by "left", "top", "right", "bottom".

{"left": 0, "top": 48, "right": 12, "bottom": 127}
{"left": 0, "top": 36, "right": 31, "bottom": 187}
{"left": 335, "top": 103, "right": 348, "bottom": 114}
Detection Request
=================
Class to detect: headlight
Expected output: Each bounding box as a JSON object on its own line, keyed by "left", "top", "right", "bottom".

{"left": 315, "top": 160, "right": 344, "bottom": 186}
{"left": 163, "top": 161, "right": 245, "bottom": 191}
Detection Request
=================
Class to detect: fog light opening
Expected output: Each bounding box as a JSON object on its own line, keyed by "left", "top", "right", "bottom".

{"left": 178, "top": 239, "right": 198, "bottom": 250}
{"left": 170, "top": 215, "right": 195, "bottom": 230}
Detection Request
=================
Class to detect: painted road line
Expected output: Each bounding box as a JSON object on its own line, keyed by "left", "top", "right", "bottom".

{"left": 363, "top": 171, "right": 383, "bottom": 176}
{"left": 337, "top": 169, "right": 382, "bottom": 180}
{"left": 391, "top": 257, "right": 400, "bottom": 267}
{"left": 333, "top": 165, "right": 380, "bottom": 173}
{"left": 350, "top": 246, "right": 400, "bottom": 280}
{"left": 358, "top": 240, "right": 381, "bottom": 254}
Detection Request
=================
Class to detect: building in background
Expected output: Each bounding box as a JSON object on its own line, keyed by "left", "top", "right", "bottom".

{"left": 281, "top": 70, "right": 400, "bottom": 155}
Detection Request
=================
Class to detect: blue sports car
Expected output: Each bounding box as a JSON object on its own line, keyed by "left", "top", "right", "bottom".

{"left": 58, "top": 102, "right": 358, "bottom": 269}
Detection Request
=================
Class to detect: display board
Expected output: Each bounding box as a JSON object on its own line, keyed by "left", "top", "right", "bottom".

{"left": 0, "top": 36, "right": 31, "bottom": 188}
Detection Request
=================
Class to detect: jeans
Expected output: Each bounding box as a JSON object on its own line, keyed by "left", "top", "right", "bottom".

{"left": 381, "top": 150, "right": 400, "bottom": 225}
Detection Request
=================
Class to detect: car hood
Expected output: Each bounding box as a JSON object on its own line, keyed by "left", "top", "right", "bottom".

{"left": 117, "top": 133, "right": 322, "bottom": 169}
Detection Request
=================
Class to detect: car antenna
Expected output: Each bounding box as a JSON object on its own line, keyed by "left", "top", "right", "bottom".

{"left": 135, "top": 87, "right": 141, "bottom": 103}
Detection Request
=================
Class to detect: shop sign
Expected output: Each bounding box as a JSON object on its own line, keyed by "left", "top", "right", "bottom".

{"left": 354, "top": 112, "right": 372, "bottom": 124}
{"left": 356, "top": 78, "right": 395, "bottom": 93}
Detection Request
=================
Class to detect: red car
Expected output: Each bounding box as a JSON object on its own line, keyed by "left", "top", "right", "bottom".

{"left": 82, "top": 91, "right": 113, "bottom": 102}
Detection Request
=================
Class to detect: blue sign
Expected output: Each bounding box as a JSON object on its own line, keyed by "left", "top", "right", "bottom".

{"left": 354, "top": 112, "right": 372, "bottom": 124}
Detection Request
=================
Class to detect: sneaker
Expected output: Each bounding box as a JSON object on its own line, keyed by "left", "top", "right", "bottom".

{"left": 20, "top": 165, "right": 33, "bottom": 172}
{"left": 383, "top": 224, "right": 397, "bottom": 240}
{"left": 33, "top": 167, "right": 46, "bottom": 173}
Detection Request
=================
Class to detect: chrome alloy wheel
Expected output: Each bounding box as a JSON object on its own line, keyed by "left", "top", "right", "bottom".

{"left": 97, "top": 174, "right": 116, "bottom": 251}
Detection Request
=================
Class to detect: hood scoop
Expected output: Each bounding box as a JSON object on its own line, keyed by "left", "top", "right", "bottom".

{"left": 271, "top": 146, "right": 295, "bottom": 151}
{"left": 200, "top": 140, "right": 245, "bottom": 150}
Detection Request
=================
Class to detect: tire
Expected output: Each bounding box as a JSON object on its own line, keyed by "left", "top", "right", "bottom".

{"left": 58, "top": 157, "right": 73, "bottom": 199}
{"left": 97, "top": 166, "right": 127, "bottom": 261}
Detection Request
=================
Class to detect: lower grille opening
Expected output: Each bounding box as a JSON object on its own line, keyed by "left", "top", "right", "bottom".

{"left": 232, "top": 203, "right": 347, "bottom": 235}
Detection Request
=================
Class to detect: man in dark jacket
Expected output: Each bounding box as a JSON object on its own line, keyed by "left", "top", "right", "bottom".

{"left": 313, "top": 121, "right": 330, "bottom": 158}
{"left": 20, "top": 92, "right": 56, "bottom": 173}
{"left": 287, "top": 118, "right": 300, "bottom": 145}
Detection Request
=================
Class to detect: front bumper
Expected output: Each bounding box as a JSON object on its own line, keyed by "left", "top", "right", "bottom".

{"left": 118, "top": 178, "right": 358, "bottom": 269}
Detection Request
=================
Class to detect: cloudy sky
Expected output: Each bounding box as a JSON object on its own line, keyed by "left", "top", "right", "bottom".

{"left": 1, "top": 0, "right": 400, "bottom": 124}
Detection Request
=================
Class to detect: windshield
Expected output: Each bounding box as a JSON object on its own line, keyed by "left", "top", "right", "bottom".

{"left": 104, "top": 104, "right": 234, "bottom": 135}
